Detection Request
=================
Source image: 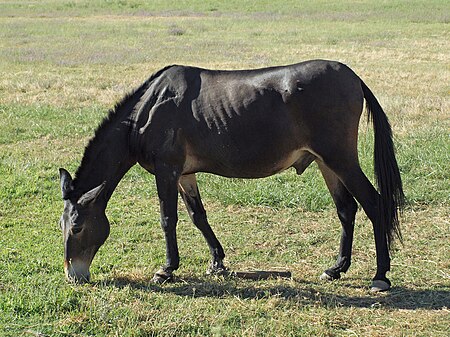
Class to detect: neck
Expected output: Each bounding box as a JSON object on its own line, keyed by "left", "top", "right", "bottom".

{"left": 73, "top": 91, "right": 145, "bottom": 205}
{"left": 73, "top": 119, "right": 136, "bottom": 206}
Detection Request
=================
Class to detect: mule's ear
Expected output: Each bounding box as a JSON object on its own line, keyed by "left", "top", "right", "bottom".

{"left": 59, "top": 168, "right": 73, "bottom": 199}
{"left": 77, "top": 182, "right": 106, "bottom": 207}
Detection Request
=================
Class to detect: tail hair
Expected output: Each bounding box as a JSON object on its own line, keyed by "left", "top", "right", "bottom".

{"left": 361, "top": 80, "right": 405, "bottom": 249}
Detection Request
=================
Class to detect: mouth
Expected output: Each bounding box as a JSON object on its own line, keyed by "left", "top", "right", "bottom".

{"left": 64, "top": 259, "right": 91, "bottom": 283}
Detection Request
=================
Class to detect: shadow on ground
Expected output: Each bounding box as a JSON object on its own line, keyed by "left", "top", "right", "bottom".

{"left": 101, "top": 274, "right": 450, "bottom": 310}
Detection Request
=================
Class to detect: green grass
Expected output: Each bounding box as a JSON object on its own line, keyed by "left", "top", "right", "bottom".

{"left": 0, "top": 1, "right": 449, "bottom": 336}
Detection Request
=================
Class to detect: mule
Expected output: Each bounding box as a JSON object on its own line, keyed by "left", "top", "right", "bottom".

{"left": 59, "top": 60, "right": 404, "bottom": 291}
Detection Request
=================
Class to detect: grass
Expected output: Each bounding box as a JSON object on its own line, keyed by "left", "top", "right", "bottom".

{"left": 0, "top": 1, "right": 449, "bottom": 336}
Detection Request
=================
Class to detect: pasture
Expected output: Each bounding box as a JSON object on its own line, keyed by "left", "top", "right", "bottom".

{"left": 0, "top": 1, "right": 449, "bottom": 336}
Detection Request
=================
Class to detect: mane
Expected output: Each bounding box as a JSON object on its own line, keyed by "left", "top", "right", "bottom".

{"left": 73, "top": 65, "right": 175, "bottom": 188}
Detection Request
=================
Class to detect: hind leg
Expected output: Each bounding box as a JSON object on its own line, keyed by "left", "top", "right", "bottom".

{"left": 319, "top": 157, "right": 391, "bottom": 291}
{"left": 178, "top": 174, "right": 226, "bottom": 274}
{"left": 317, "top": 163, "right": 358, "bottom": 281}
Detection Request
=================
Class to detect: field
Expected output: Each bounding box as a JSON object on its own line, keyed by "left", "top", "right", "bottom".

{"left": 0, "top": 0, "right": 449, "bottom": 336}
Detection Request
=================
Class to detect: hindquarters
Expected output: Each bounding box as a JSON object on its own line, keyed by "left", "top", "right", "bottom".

{"left": 298, "top": 61, "right": 403, "bottom": 290}
{"left": 305, "top": 62, "right": 404, "bottom": 251}
{"left": 292, "top": 61, "right": 365, "bottom": 166}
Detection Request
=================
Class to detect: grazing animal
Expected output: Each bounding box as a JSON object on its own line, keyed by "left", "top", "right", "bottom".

{"left": 59, "top": 60, "right": 404, "bottom": 291}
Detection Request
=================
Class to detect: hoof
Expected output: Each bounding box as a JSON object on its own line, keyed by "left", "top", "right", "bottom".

{"left": 206, "top": 261, "right": 228, "bottom": 276}
{"left": 319, "top": 270, "right": 340, "bottom": 281}
{"left": 206, "top": 266, "right": 228, "bottom": 276}
{"left": 370, "top": 279, "right": 390, "bottom": 292}
{"left": 320, "top": 272, "right": 333, "bottom": 281}
{"left": 152, "top": 268, "right": 174, "bottom": 284}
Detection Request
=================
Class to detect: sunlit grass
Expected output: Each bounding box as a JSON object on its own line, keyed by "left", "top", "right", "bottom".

{"left": 0, "top": 1, "right": 449, "bottom": 336}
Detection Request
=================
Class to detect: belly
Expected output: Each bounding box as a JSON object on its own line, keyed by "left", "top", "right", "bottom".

{"left": 182, "top": 147, "right": 311, "bottom": 178}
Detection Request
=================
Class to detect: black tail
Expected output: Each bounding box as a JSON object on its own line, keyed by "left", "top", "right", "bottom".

{"left": 361, "top": 80, "right": 405, "bottom": 249}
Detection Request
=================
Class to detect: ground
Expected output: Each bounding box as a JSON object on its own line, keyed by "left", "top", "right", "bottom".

{"left": 0, "top": 1, "right": 449, "bottom": 336}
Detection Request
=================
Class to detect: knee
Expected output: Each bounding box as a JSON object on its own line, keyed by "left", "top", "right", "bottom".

{"left": 160, "top": 215, "right": 178, "bottom": 232}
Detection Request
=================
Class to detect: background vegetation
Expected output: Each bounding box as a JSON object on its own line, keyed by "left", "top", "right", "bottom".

{"left": 0, "top": 1, "right": 448, "bottom": 336}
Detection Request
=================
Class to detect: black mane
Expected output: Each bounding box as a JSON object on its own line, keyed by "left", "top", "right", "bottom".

{"left": 73, "top": 65, "right": 174, "bottom": 188}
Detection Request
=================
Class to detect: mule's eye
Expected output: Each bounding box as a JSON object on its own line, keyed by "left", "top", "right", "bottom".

{"left": 71, "top": 225, "right": 83, "bottom": 235}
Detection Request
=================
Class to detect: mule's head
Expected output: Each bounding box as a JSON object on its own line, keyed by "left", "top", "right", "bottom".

{"left": 59, "top": 168, "right": 109, "bottom": 283}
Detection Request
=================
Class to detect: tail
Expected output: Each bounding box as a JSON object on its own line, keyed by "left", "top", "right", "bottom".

{"left": 361, "top": 80, "right": 405, "bottom": 249}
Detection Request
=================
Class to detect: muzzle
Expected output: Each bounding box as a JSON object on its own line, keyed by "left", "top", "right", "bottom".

{"left": 64, "top": 258, "right": 91, "bottom": 283}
